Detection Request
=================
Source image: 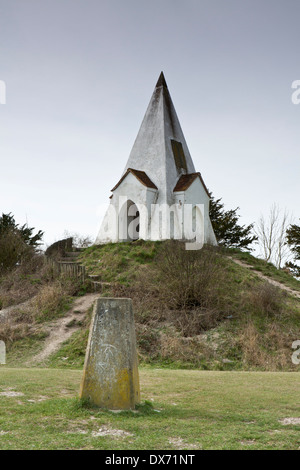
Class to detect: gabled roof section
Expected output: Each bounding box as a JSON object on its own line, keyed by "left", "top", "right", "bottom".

{"left": 111, "top": 168, "right": 158, "bottom": 192}
{"left": 173, "top": 172, "right": 210, "bottom": 197}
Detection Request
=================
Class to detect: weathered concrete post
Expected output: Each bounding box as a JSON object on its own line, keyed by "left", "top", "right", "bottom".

{"left": 79, "top": 298, "right": 140, "bottom": 409}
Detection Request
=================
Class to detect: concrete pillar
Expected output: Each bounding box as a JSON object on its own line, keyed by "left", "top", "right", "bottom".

{"left": 79, "top": 298, "right": 140, "bottom": 409}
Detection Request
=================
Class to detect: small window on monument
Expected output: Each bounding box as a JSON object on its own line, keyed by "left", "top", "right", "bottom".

{"left": 171, "top": 139, "right": 187, "bottom": 172}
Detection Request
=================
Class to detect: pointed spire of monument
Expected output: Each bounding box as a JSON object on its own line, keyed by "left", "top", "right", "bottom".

{"left": 155, "top": 71, "right": 168, "bottom": 89}
{"left": 123, "top": 72, "right": 196, "bottom": 204}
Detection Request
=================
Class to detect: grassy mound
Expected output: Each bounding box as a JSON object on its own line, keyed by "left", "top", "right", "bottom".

{"left": 77, "top": 240, "right": 161, "bottom": 284}
{"left": 48, "top": 241, "right": 300, "bottom": 372}
{"left": 1, "top": 241, "right": 299, "bottom": 371}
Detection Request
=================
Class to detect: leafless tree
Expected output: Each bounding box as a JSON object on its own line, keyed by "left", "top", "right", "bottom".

{"left": 62, "top": 230, "right": 94, "bottom": 248}
{"left": 255, "top": 204, "right": 293, "bottom": 268}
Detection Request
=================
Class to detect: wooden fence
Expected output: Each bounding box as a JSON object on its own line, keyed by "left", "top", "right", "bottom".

{"left": 47, "top": 258, "right": 86, "bottom": 283}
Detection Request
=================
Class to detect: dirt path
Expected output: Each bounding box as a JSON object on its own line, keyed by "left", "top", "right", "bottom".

{"left": 229, "top": 257, "right": 300, "bottom": 299}
{"left": 28, "top": 293, "right": 100, "bottom": 365}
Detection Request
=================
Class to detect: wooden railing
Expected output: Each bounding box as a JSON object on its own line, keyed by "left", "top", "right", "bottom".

{"left": 46, "top": 258, "right": 86, "bottom": 283}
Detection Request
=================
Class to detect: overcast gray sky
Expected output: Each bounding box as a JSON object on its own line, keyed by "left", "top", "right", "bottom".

{"left": 0, "top": 0, "right": 299, "bottom": 247}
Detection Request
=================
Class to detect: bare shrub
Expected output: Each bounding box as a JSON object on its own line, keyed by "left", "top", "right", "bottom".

{"left": 135, "top": 320, "right": 215, "bottom": 367}
{"left": 62, "top": 231, "right": 93, "bottom": 248}
{"left": 171, "top": 308, "right": 221, "bottom": 337}
{"left": 255, "top": 204, "right": 293, "bottom": 268}
{"left": 156, "top": 241, "right": 226, "bottom": 310}
{"left": 15, "top": 253, "right": 44, "bottom": 274}
{"left": 0, "top": 269, "right": 40, "bottom": 309}
{"left": 0, "top": 255, "right": 55, "bottom": 309}
{"left": 239, "top": 322, "right": 267, "bottom": 367}
{"left": 248, "top": 282, "right": 286, "bottom": 317}
{"left": 239, "top": 321, "right": 294, "bottom": 370}
{"left": 0, "top": 322, "right": 32, "bottom": 345}
{"left": 0, "top": 230, "right": 34, "bottom": 274}
{"left": 136, "top": 323, "right": 161, "bottom": 359}
{"left": 159, "top": 331, "right": 215, "bottom": 366}
{"left": 159, "top": 332, "right": 193, "bottom": 362}
{"left": 30, "top": 277, "right": 75, "bottom": 322}
{"left": 111, "top": 242, "right": 231, "bottom": 335}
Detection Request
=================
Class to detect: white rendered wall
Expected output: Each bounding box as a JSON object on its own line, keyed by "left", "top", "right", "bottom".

{"left": 95, "top": 173, "right": 158, "bottom": 244}
{"left": 96, "top": 173, "right": 217, "bottom": 246}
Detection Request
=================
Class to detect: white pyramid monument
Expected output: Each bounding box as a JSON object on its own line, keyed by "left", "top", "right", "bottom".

{"left": 96, "top": 72, "right": 217, "bottom": 246}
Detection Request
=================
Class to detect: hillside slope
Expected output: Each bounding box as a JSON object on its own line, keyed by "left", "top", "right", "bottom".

{"left": 1, "top": 241, "right": 299, "bottom": 371}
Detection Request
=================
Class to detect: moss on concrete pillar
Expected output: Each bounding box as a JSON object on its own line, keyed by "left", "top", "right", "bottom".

{"left": 79, "top": 298, "right": 140, "bottom": 409}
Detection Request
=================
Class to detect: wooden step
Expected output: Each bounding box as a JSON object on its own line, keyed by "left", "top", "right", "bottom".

{"left": 65, "top": 252, "right": 80, "bottom": 258}
{"left": 91, "top": 281, "right": 112, "bottom": 292}
{"left": 57, "top": 260, "right": 80, "bottom": 264}
{"left": 88, "top": 274, "right": 101, "bottom": 281}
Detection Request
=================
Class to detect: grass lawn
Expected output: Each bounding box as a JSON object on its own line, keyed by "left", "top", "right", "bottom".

{"left": 0, "top": 367, "right": 299, "bottom": 450}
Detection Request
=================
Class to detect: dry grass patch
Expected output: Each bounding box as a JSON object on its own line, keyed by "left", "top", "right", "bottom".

{"left": 247, "top": 282, "right": 287, "bottom": 317}
{"left": 0, "top": 255, "right": 48, "bottom": 309}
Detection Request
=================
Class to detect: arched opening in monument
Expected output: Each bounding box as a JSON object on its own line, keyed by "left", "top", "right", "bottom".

{"left": 119, "top": 200, "right": 140, "bottom": 241}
